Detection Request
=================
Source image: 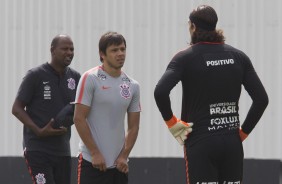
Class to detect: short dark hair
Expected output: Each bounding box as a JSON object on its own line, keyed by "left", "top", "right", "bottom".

{"left": 189, "top": 5, "right": 225, "bottom": 44}
{"left": 99, "top": 32, "right": 126, "bottom": 62}
{"left": 50, "top": 34, "right": 71, "bottom": 51}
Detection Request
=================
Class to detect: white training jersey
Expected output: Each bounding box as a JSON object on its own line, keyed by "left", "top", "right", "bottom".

{"left": 75, "top": 65, "right": 141, "bottom": 168}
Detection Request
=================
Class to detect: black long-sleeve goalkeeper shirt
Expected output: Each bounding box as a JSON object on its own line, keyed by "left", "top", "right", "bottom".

{"left": 154, "top": 42, "right": 268, "bottom": 145}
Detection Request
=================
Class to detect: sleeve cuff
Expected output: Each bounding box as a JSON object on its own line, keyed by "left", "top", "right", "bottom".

{"left": 165, "top": 115, "right": 178, "bottom": 128}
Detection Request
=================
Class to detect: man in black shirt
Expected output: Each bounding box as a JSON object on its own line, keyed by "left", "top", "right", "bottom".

{"left": 154, "top": 5, "right": 268, "bottom": 184}
{"left": 12, "top": 35, "right": 80, "bottom": 184}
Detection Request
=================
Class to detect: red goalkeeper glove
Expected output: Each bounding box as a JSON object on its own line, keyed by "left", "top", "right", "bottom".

{"left": 239, "top": 128, "right": 248, "bottom": 142}
{"left": 165, "top": 115, "right": 193, "bottom": 145}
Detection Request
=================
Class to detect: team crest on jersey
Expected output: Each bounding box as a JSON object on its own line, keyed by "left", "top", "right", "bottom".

{"left": 67, "top": 78, "right": 76, "bottom": 90}
{"left": 35, "top": 173, "right": 46, "bottom": 184}
{"left": 120, "top": 83, "right": 131, "bottom": 99}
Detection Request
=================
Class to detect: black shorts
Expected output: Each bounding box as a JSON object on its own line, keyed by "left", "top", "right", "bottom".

{"left": 77, "top": 154, "right": 128, "bottom": 184}
{"left": 24, "top": 151, "right": 71, "bottom": 184}
{"left": 185, "top": 134, "right": 243, "bottom": 184}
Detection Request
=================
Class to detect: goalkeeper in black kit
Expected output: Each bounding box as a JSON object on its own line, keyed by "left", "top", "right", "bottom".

{"left": 154, "top": 5, "right": 268, "bottom": 184}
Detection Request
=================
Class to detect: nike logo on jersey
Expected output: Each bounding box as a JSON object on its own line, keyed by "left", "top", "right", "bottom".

{"left": 102, "top": 86, "right": 111, "bottom": 90}
{"left": 43, "top": 81, "right": 49, "bottom": 84}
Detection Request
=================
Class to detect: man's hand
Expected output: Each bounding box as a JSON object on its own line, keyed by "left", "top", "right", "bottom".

{"left": 166, "top": 115, "right": 193, "bottom": 145}
{"left": 91, "top": 151, "right": 107, "bottom": 172}
{"left": 36, "top": 119, "right": 67, "bottom": 137}
{"left": 239, "top": 128, "right": 248, "bottom": 142}
{"left": 115, "top": 155, "right": 128, "bottom": 173}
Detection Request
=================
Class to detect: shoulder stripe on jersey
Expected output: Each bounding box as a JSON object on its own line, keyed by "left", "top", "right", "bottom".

{"left": 77, "top": 67, "right": 99, "bottom": 103}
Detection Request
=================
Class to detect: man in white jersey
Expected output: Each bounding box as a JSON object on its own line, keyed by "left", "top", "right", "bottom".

{"left": 74, "top": 31, "right": 141, "bottom": 184}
